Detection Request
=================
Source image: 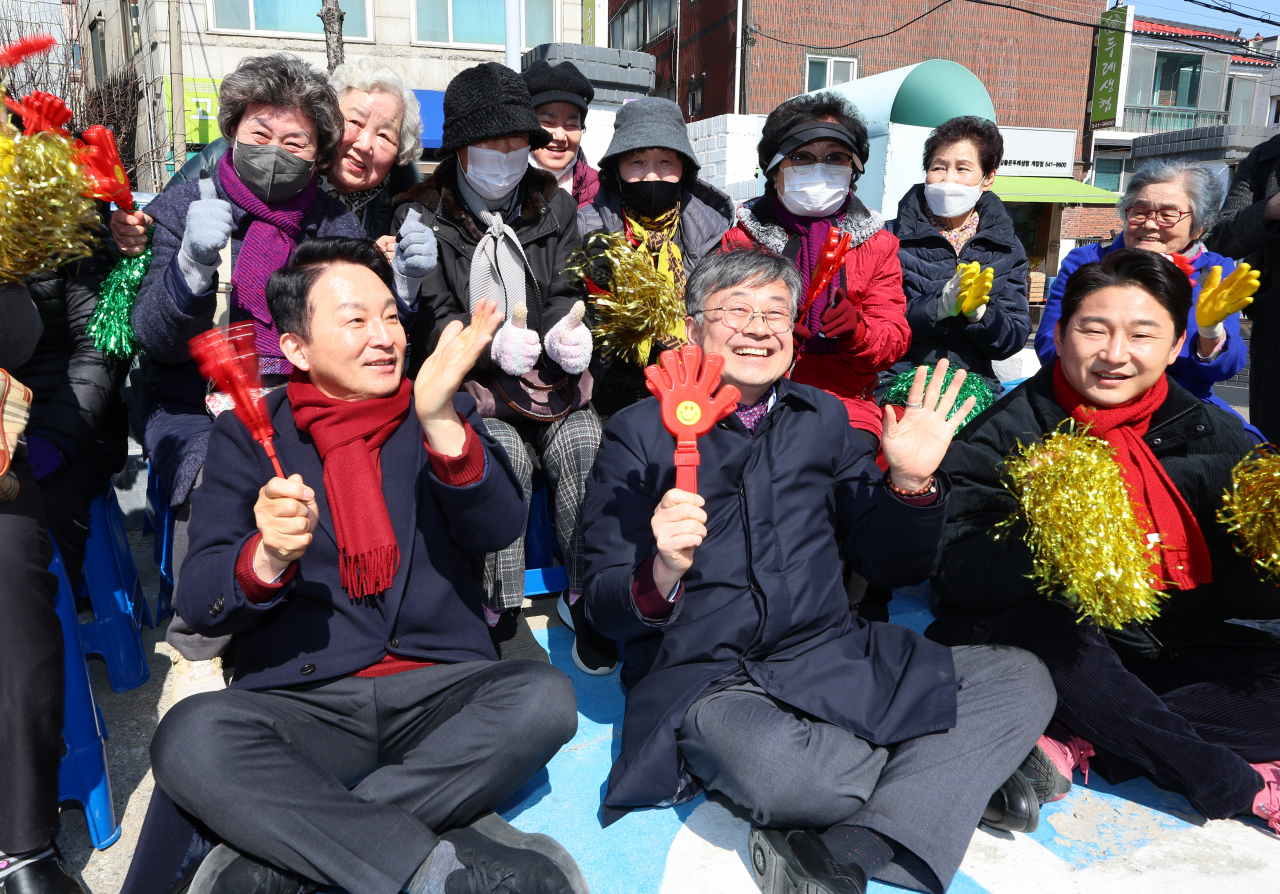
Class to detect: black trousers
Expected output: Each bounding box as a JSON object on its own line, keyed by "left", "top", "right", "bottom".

{"left": 0, "top": 456, "right": 63, "bottom": 854}
{"left": 150, "top": 660, "right": 577, "bottom": 894}
{"left": 988, "top": 598, "right": 1280, "bottom": 818}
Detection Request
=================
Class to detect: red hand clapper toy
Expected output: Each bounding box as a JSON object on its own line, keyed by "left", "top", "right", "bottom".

{"left": 76, "top": 125, "right": 135, "bottom": 211}
{"left": 644, "top": 344, "right": 741, "bottom": 494}
{"left": 188, "top": 321, "right": 284, "bottom": 478}
{"left": 796, "top": 227, "right": 852, "bottom": 323}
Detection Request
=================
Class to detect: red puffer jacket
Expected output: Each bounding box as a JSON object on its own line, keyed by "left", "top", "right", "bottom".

{"left": 722, "top": 195, "right": 911, "bottom": 434}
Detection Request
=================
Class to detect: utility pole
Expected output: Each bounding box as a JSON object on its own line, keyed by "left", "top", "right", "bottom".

{"left": 168, "top": 0, "right": 185, "bottom": 176}
{"left": 318, "top": 0, "right": 345, "bottom": 72}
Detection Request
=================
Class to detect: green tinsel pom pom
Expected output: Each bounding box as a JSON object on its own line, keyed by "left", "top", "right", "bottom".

{"left": 882, "top": 363, "right": 994, "bottom": 429}
{"left": 88, "top": 229, "right": 151, "bottom": 361}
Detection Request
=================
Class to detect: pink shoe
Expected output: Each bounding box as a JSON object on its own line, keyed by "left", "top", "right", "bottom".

{"left": 1251, "top": 763, "right": 1280, "bottom": 834}
{"left": 1038, "top": 724, "right": 1096, "bottom": 791}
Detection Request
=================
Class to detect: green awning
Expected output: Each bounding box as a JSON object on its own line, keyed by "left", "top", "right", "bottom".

{"left": 993, "top": 176, "right": 1119, "bottom": 204}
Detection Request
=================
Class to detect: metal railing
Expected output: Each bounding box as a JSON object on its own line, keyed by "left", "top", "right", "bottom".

{"left": 1122, "top": 106, "right": 1229, "bottom": 133}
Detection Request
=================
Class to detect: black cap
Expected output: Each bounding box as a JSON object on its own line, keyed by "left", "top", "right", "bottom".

{"left": 764, "top": 120, "right": 864, "bottom": 173}
{"left": 438, "top": 62, "right": 552, "bottom": 158}
{"left": 522, "top": 60, "right": 594, "bottom": 122}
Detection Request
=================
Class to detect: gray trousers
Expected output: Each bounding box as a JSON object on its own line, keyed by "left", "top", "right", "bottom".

{"left": 165, "top": 468, "right": 232, "bottom": 661}
{"left": 481, "top": 408, "right": 602, "bottom": 611}
{"left": 151, "top": 660, "right": 578, "bottom": 894}
{"left": 677, "top": 644, "right": 1055, "bottom": 894}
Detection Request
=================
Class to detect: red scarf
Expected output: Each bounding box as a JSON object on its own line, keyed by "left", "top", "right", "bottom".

{"left": 287, "top": 374, "right": 411, "bottom": 600}
{"left": 1051, "top": 363, "right": 1211, "bottom": 591}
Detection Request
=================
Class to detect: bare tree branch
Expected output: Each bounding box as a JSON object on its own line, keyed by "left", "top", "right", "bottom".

{"left": 318, "top": 0, "right": 344, "bottom": 73}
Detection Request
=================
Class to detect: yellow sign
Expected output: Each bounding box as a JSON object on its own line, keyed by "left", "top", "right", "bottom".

{"left": 164, "top": 77, "right": 222, "bottom": 145}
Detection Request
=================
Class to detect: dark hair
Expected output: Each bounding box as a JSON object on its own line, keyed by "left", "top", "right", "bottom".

{"left": 922, "top": 116, "right": 1003, "bottom": 175}
{"left": 1058, "top": 248, "right": 1192, "bottom": 341}
{"left": 218, "top": 53, "right": 345, "bottom": 169}
{"left": 686, "top": 248, "right": 803, "bottom": 317}
{"left": 757, "top": 92, "right": 869, "bottom": 191}
{"left": 267, "top": 238, "right": 395, "bottom": 341}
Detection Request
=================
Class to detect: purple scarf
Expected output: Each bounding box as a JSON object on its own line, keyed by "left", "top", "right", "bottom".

{"left": 769, "top": 192, "right": 852, "bottom": 336}
{"left": 217, "top": 153, "right": 318, "bottom": 376}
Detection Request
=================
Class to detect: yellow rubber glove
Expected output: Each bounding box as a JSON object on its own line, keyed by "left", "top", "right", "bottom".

{"left": 957, "top": 262, "right": 995, "bottom": 319}
{"left": 1196, "top": 263, "right": 1259, "bottom": 340}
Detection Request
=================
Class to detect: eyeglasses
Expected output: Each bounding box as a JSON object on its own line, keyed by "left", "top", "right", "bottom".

{"left": 1124, "top": 205, "right": 1193, "bottom": 228}
{"left": 694, "top": 304, "right": 794, "bottom": 333}
{"left": 785, "top": 151, "right": 854, "bottom": 176}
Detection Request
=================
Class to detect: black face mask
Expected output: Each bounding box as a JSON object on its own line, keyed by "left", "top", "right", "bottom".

{"left": 618, "top": 178, "right": 683, "bottom": 219}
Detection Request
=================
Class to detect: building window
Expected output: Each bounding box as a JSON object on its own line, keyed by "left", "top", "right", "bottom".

{"left": 1094, "top": 157, "right": 1123, "bottom": 192}
{"left": 1272, "top": 96, "right": 1280, "bottom": 125}
{"left": 686, "top": 76, "right": 703, "bottom": 116}
{"left": 652, "top": 84, "right": 676, "bottom": 102}
{"left": 805, "top": 55, "right": 855, "bottom": 93}
{"left": 89, "top": 18, "right": 106, "bottom": 84}
{"left": 1226, "top": 76, "right": 1257, "bottom": 126}
{"left": 212, "top": 0, "right": 369, "bottom": 38}
{"left": 609, "top": 0, "right": 675, "bottom": 51}
{"left": 415, "top": 0, "right": 553, "bottom": 46}
{"left": 1153, "top": 52, "right": 1201, "bottom": 108}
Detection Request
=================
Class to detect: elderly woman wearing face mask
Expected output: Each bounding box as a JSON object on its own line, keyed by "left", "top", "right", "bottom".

{"left": 114, "top": 60, "right": 435, "bottom": 308}
{"left": 723, "top": 93, "right": 910, "bottom": 450}
{"left": 887, "top": 116, "right": 1030, "bottom": 397}
{"left": 391, "top": 62, "right": 598, "bottom": 666}
{"left": 1036, "top": 158, "right": 1256, "bottom": 436}
{"left": 522, "top": 60, "right": 599, "bottom": 207}
{"left": 130, "top": 53, "right": 366, "bottom": 695}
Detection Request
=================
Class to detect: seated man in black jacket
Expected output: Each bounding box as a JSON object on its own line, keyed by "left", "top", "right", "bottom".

{"left": 148, "top": 239, "right": 585, "bottom": 894}
{"left": 582, "top": 249, "right": 1055, "bottom": 894}
{"left": 931, "top": 248, "right": 1280, "bottom": 834}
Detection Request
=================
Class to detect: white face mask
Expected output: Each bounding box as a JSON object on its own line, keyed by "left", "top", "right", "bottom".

{"left": 778, "top": 165, "right": 852, "bottom": 218}
{"left": 924, "top": 181, "right": 983, "bottom": 219}
{"left": 463, "top": 145, "right": 531, "bottom": 201}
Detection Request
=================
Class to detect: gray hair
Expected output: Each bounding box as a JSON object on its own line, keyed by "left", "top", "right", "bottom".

{"left": 1119, "top": 158, "right": 1224, "bottom": 237}
{"left": 329, "top": 59, "right": 423, "bottom": 166}
{"left": 218, "top": 54, "right": 345, "bottom": 169}
{"left": 685, "top": 250, "right": 803, "bottom": 317}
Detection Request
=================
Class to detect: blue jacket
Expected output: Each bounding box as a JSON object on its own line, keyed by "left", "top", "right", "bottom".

{"left": 177, "top": 389, "right": 527, "bottom": 691}
{"left": 888, "top": 185, "right": 1031, "bottom": 390}
{"left": 582, "top": 378, "right": 958, "bottom": 825}
{"left": 1034, "top": 235, "right": 1247, "bottom": 412}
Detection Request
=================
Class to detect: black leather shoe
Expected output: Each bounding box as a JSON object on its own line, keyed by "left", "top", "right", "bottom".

{"left": 748, "top": 828, "right": 867, "bottom": 894}
{"left": 188, "top": 845, "right": 315, "bottom": 894}
{"left": 980, "top": 768, "right": 1040, "bottom": 833}
{"left": 441, "top": 813, "right": 588, "bottom": 894}
{"left": 1, "top": 857, "right": 88, "bottom": 894}
{"left": 557, "top": 593, "right": 617, "bottom": 675}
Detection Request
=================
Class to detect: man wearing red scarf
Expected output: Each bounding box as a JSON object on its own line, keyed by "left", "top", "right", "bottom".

{"left": 146, "top": 239, "right": 586, "bottom": 894}
{"left": 931, "top": 248, "right": 1280, "bottom": 835}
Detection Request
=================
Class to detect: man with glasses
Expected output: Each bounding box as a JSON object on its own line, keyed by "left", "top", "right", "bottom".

{"left": 581, "top": 249, "right": 1056, "bottom": 894}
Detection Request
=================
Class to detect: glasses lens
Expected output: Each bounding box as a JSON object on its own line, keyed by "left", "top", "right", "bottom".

{"left": 823, "top": 154, "right": 853, "bottom": 168}
{"left": 1157, "top": 210, "right": 1184, "bottom": 226}
{"left": 764, "top": 311, "right": 792, "bottom": 332}
{"left": 722, "top": 306, "right": 752, "bottom": 328}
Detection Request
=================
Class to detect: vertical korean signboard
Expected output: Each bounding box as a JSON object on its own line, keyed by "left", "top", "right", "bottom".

{"left": 1089, "top": 5, "right": 1133, "bottom": 130}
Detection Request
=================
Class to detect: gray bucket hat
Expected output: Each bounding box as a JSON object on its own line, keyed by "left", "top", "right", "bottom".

{"left": 598, "top": 97, "right": 699, "bottom": 173}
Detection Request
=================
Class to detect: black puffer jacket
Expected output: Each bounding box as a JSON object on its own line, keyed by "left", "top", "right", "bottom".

{"left": 170, "top": 137, "right": 419, "bottom": 240}
{"left": 928, "top": 363, "right": 1278, "bottom": 658}
{"left": 888, "top": 185, "right": 1030, "bottom": 389}
{"left": 391, "top": 157, "right": 585, "bottom": 377}
{"left": 18, "top": 227, "right": 128, "bottom": 462}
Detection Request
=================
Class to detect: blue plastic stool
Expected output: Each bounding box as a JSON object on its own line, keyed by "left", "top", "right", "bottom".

{"left": 76, "top": 485, "right": 150, "bottom": 693}
{"left": 524, "top": 483, "right": 567, "bottom": 597}
{"left": 51, "top": 537, "right": 121, "bottom": 850}
{"left": 141, "top": 463, "right": 176, "bottom": 623}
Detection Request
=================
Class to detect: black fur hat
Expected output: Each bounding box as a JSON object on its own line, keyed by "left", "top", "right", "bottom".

{"left": 522, "top": 60, "right": 594, "bottom": 121}
{"left": 438, "top": 62, "right": 552, "bottom": 158}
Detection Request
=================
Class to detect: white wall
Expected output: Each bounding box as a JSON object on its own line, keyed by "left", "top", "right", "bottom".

{"left": 685, "top": 114, "right": 766, "bottom": 204}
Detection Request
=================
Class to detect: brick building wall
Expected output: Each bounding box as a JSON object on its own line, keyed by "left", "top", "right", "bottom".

{"left": 1062, "top": 204, "right": 1120, "bottom": 241}
{"left": 744, "top": 0, "right": 1099, "bottom": 151}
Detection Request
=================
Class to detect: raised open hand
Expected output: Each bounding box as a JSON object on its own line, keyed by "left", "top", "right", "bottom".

{"left": 645, "top": 344, "right": 741, "bottom": 441}
{"left": 416, "top": 299, "right": 504, "bottom": 426}
{"left": 1197, "top": 263, "right": 1258, "bottom": 331}
{"left": 881, "top": 358, "right": 976, "bottom": 492}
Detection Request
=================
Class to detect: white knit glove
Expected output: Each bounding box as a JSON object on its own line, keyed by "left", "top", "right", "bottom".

{"left": 490, "top": 301, "right": 543, "bottom": 376}
{"left": 543, "top": 301, "right": 592, "bottom": 374}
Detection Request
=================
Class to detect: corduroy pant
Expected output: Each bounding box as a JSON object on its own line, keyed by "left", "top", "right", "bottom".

{"left": 988, "top": 598, "right": 1280, "bottom": 819}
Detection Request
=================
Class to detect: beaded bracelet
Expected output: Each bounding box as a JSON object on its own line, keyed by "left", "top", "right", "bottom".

{"left": 885, "top": 474, "right": 936, "bottom": 498}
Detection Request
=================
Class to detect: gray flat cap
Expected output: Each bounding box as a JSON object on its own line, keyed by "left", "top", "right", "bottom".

{"left": 599, "top": 97, "right": 699, "bottom": 172}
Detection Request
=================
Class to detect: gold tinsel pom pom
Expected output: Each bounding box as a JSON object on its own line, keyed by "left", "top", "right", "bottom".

{"left": 995, "top": 424, "right": 1165, "bottom": 628}
{"left": 0, "top": 114, "right": 99, "bottom": 283}
{"left": 567, "top": 232, "right": 684, "bottom": 366}
{"left": 1218, "top": 447, "right": 1280, "bottom": 581}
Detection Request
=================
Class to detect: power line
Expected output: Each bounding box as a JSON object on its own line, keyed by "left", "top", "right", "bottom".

{"left": 1180, "top": 0, "right": 1278, "bottom": 29}
{"left": 964, "top": 0, "right": 1279, "bottom": 63}
{"left": 748, "top": 0, "right": 953, "bottom": 51}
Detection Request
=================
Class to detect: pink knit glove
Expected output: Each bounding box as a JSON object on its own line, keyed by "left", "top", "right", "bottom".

{"left": 543, "top": 301, "right": 593, "bottom": 374}
{"left": 490, "top": 302, "right": 543, "bottom": 376}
